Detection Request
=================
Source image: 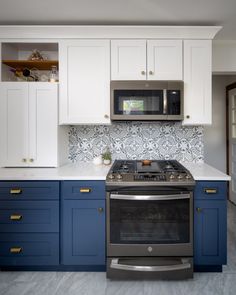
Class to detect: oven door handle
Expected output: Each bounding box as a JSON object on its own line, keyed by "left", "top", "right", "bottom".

{"left": 110, "top": 194, "right": 190, "bottom": 201}
{"left": 110, "top": 258, "right": 191, "bottom": 272}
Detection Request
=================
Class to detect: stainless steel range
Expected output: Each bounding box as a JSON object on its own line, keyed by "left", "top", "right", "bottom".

{"left": 106, "top": 160, "right": 195, "bottom": 280}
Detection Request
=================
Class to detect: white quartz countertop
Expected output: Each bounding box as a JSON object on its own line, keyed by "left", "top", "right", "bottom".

{"left": 0, "top": 162, "right": 231, "bottom": 181}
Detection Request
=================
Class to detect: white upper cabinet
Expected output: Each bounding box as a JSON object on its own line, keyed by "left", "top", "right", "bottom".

{"left": 111, "top": 40, "right": 147, "bottom": 80}
{"left": 183, "top": 40, "right": 212, "bottom": 125}
{"left": 0, "top": 82, "right": 58, "bottom": 167}
{"left": 147, "top": 40, "right": 183, "bottom": 80}
{"left": 28, "top": 83, "right": 58, "bottom": 167}
{"left": 111, "top": 39, "right": 182, "bottom": 81}
{"left": 0, "top": 83, "right": 29, "bottom": 167}
{"left": 59, "top": 40, "right": 110, "bottom": 124}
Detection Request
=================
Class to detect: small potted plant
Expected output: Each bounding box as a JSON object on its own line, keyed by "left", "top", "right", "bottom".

{"left": 102, "top": 148, "right": 112, "bottom": 165}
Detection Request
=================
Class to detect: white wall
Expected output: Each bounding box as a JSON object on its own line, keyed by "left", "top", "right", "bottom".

{"left": 204, "top": 75, "right": 236, "bottom": 172}
{"left": 213, "top": 41, "right": 236, "bottom": 74}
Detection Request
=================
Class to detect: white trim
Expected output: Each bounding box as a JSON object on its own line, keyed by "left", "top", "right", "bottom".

{"left": 0, "top": 25, "right": 222, "bottom": 40}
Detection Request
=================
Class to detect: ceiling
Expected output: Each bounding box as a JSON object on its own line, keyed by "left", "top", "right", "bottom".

{"left": 0, "top": 0, "right": 236, "bottom": 39}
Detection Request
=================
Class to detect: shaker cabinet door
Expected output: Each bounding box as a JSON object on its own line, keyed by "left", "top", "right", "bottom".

{"left": 0, "top": 82, "right": 29, "bottom": 167}
{"left": 28, "top": 83, "right": 58, "bottom": 167}
{"left": 59, "top": 40, "right": 110, "bottom": 124}
{"left": 147, "top": 40, "right": 183, "bottom": 80}
{"left": 183, "top": 40, "right": 212, "bottom": 125}
{"left": 62, "top": 200, "right": 106, "bottom": 266}
{"left": 111, "top": 39, "right": 147, "bottom": 80}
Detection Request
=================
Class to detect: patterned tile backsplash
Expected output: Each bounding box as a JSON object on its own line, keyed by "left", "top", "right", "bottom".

{"left": 68, "top": 122, "right": 204, "bottom": 163}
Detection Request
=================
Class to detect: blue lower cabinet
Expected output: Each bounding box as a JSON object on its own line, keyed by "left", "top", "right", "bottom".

{"left": 194, "top": 181, "right": 227, "bottom": 269}
{"left": 0, "top": 233, "right": 59, "bottom": 266}
{"left": 62, "top": 200, "right": 105, "bottom": 266}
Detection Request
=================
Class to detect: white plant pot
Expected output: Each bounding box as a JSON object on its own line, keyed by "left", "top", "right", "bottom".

{"left": 103, "top": 159, "right": 111, "bottom": 165}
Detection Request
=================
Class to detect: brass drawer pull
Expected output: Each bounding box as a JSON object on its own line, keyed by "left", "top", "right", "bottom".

{"left": 80, "top": 188, "right": 91, "bottom": 193}
{"left": 204, "top": 188, "right": 217, "bottom": 194}
{"left": 10, "top": 215, "right": 23, "bottom": 221}
{"left": 10, "top": 188, "right": 22, "bottom": 195}
{"left": 10, "top": 247, "right": 22, "bottom": 254}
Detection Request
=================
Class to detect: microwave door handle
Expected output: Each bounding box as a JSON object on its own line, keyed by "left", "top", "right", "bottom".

{"left": 110, "top": 258, "right": 191, "bottom": 272}
{"left": 110, "top": 194, "right": 190, "bottom": 201}
{"left": 163, "top": 89, "right": 168, "bottom": 115}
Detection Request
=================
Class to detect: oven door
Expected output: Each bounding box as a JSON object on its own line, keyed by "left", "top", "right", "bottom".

{"left": 107, "top": 191, "right": 193, "bottom": 257}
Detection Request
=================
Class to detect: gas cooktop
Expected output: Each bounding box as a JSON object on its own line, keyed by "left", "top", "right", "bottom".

{"left": 106, "top": 160, "right": 195, "bottom": 186}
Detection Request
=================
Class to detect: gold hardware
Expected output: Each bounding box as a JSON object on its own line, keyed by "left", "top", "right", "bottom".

{"left": 10, "top": 188, "right": 22, "bottom": 195}
{"left": 10, "top": 247, "right": 22, "bottom": 254}
{"left": 29, "top": 158, "right": 34, "bottom": 162}
{"left": 22, "top": 158, "right": 27, "bottom": 163}
{"left": 204, "top": 188, "right": 217, "bottom": 194}
{"left": 80, "top": 188, "right": 91, "bottom": 193}
{"left": 186, "top": 115, "right": 190, "bottom": 119}
{"left": 10, "top": 214, "right": 23, "bottom": 221}
{"left": 98, "top": 207, "right": 104, "bottom": 213}
{"left": 104, "top": 114, "right": 109, "bottom": 119}
{"left": 141, "top": 71, "right": 146, "bottom": 75}
{"left": 196, "top": 207, "right": 202, "bottom": 213}
{"left": 149, "top": 71, "right": 154, "bottom": 75}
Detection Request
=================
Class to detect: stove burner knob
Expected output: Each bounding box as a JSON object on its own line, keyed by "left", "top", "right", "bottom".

{"left": 177, "top": 174, "right": 184, "bottom": 180}
{"left": 108, "top": 174, "right": 115, "bottom": 180}
{"left": 116, "top": 174, "right": 123, "bottom": 180}
{"left": 169, "top": 174, "right": 175, "bottom": 180}
{"left": 185, "top": 174, "right": 192, "bottom": 179}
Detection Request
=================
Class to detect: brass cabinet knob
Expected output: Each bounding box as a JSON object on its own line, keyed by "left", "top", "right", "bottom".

{"left": 149, "top": 71, "right": 154, "bottom": 75}
{"left": 196, "top": 207, "right": 202, "bottom": 213}
{"left": 98, "top": 207, "right": 104, "bottom": 213}
{"left": 29, "top": 158, "right": 34, "bottom": 163}
{"left": 22, "top": 158, "right": 27, "bottom": 163}
{"left": 186, "top": 115, "right": 190, "bottom": 119}
{"left": 141, "top": 71, "right": 146, "bottom": 75}
{"left": 104, "top": 114, "right": 109, "bottom": 119}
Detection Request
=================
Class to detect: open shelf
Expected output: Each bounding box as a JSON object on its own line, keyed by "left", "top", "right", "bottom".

{"left": 2, "top": 60, "right": 59, "bottom": 71}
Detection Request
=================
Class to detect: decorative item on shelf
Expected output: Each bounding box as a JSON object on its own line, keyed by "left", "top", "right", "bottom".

{"left": 28, "top": 49, "right": 46, "bottom": 61}
{"left": 22, "top": 68, "right": 39, "bottom": 81}
{"left": 93, "top": 155, "right": 103, "bottom": 165}
{"left": 40, "top": 74, "right": 49, "bottom": 82}
{"left": 49, "top": 65, "right": 58, "bottom": 82}
{"left": 10, "top": 67, "right": 24, "bottom": 80}
{"left": 102, "top": 148, "right": 112, "bottom": 165}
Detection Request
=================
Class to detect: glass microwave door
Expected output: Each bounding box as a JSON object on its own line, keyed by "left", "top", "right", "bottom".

{"left": 110, "top": 198, "right": 190, "bottom": 245}
{"left": 113, "top": 90, "right": 163, "bottom": 115}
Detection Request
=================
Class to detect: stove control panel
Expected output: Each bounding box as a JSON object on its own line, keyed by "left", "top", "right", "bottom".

{"left": 134, "top": 174, "right": 166, "bottom": 181}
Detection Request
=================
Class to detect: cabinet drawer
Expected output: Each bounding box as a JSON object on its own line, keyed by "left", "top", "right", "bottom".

{"left": 0, "top": 201, "right": 59, "bottom": 233}
{"left": 0, "top": 233, "right": 59, "bottom": 266}
{"left": 62, "top": 181, "right": 105, "bottom": 200}
{"left": 194, "top": 181, "right": 227, "bottom": 200}
{"left": 0, "top": 181, "right": 59, "bottom": 200}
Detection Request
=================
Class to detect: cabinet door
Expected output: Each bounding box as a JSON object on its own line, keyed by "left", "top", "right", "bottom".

{"left": 28, "top": 83, "right": 58, "bottom": 167}
{"left": 111, "top": 40, "right": 146, "bottom": 80}
{"left": 183, "top": 40, "right": 212, "bottom": 125}
{"left": 147, "top": 40, "right": 183, "bottom": 80}
{"left": 60, "top": 40, "right": 110, "bottom": 124}
{"left": 62, "top": 200, "right": 105, "bottom": 266}
{"left": 194, "top": 200, "right": 227, "bottom": 266}
{"left": 0, "top": 82, "right": 29, "bottom": 167}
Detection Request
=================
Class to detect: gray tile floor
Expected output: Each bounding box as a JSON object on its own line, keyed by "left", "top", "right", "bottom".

{"left": 1, "top": 202, "right": 236, "bottom": 295}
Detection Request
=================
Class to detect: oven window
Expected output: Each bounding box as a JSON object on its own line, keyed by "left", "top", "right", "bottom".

{"left": 113, "top": 90, "right": 163, "bottom": 115}
{"left": 110, "top": 199, "right": 190, "bottom": 244}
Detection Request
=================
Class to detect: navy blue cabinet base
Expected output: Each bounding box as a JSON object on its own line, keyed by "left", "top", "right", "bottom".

{"left": 61, "top": 181, "right": 106, "bottom": 269}
{"left": 0, "top": 181, "right": 60, "bottom": 267}
{"left": 194, "top": 181, "right": 227, "bottom": 272}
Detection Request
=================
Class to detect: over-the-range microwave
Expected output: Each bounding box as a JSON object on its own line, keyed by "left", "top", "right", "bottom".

{"left": 110, "top": 81, "right": 184, "bottom": 121}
